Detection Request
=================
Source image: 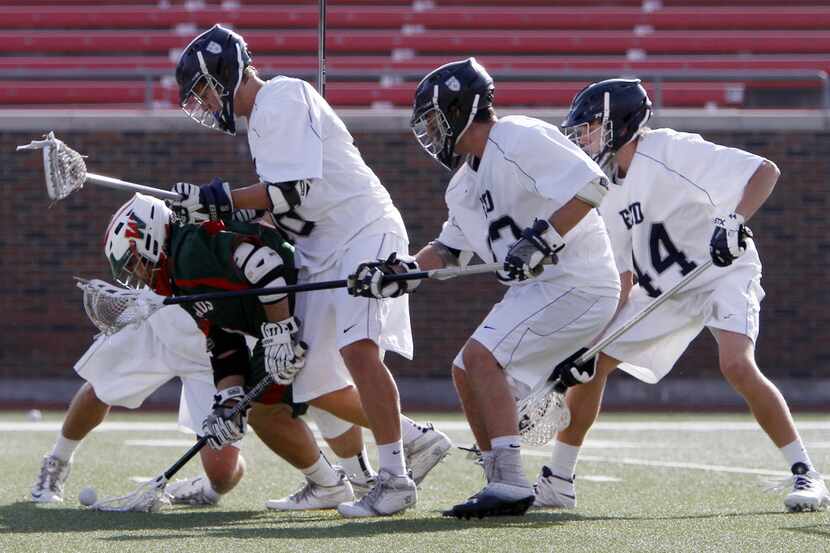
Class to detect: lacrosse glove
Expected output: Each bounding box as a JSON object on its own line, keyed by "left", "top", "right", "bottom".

{"left": 503, "top": 219, "right": 563, "bottom": 281}
{"left": 169, "top": 177, "right": 234, "bottom": 223}
{"left": 347, "top": 252, "right": 421, "bottom": 299}
{"left": 202, "top": 386, "right": 248, "bottom": 450}
{"left": 260, "top": 317, "right": 306, "bottom": 386}
{"left": 710, "top": 211, "right": 753, "bottom": 267}
{"left": 549, "top": 347, "right": 596, "bottom": 393}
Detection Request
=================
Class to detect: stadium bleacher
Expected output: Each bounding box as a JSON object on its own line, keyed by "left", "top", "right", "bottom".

{"left": 1, "top": 1, "right": 828, "bottom": 109}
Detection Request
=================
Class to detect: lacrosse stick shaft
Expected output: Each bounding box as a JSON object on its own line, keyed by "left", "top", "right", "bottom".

{"left": 87, "top": 173, "right": 178, "bottom": 200}
{"left": 162, "top": 262, "right": 504, "bottom": 306}
{"left": 318, "top": 0, "right": 326, "bottom": 97}
{"left": 573, "top": 259, "right": 714, "bottom": 366}
{"left": 162, "top": 375, "right": 274, "bottom": 481}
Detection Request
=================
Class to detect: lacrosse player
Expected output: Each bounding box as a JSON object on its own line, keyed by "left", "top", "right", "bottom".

{"left": 168, "top": 25, "right": 451, "bottom": 517}
{"left": 348, "top": 58, "right": 621, "bottom": 519}
{"left": 30, "top": 303, "right": 246, "bottom": 506}
{"left": 87, "top": 193, "right": 383, "bottom": 511}
{"left": 543, "top": 78, "right": 829, "bottom": 512}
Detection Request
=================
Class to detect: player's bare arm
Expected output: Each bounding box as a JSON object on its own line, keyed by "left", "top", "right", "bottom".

{"left": 711, "top": 159, "right": 780, "bottom": 267}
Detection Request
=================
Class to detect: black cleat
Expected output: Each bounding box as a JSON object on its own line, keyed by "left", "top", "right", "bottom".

{"left": 442, "top": 491, "right": 534, "bottom": 520}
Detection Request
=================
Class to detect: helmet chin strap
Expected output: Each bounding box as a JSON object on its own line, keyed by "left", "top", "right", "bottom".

{"left": 455, "top": 93, "right": 480, "bottom": 146}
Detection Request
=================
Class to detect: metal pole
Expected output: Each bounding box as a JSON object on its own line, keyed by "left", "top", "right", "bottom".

{"left": 318, "top": 0, "right": 326, "bottom": 97}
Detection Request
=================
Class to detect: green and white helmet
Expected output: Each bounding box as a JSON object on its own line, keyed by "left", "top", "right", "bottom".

{"left": 104, "top": 193, "right": 172, "bottom": 289}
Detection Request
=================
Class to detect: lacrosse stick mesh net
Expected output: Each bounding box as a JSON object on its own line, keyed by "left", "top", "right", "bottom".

{"left": 16, "top": 131, "right": 87, "bottom": 201}
{"left": 77, "top": 278, "right": 164, "bottom": 335}
{"left": 89, "top": 477, "right": 171, "bottom": 513}
{"left": 519, "top": 390, "right": 571, "bottom": 447}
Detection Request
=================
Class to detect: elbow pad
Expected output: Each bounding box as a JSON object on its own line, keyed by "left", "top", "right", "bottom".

{"left": 575, "top": 176, "right": 610, "bottom": 208}
{"left": 266, "top": 180, "right": 310, "bottom": 214}
{"left": 233, "top": 242, "right": 289, "bottom": 304}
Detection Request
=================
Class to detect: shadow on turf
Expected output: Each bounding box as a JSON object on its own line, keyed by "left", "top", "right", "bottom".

{"left": 0, "top": 502, "right": 266, "bottom": 534}
{"left": 781, "top": 523, "right": 830, "bottom": 539}
{"left": 0, "top": 502, "right": 792, "bottom": 542}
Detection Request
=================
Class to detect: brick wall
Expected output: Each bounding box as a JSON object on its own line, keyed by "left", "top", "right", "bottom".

{"left": 2, "top": 127, "right": 828, "bottom": 382}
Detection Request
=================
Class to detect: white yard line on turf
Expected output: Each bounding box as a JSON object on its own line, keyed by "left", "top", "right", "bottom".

{"left": 521, "top": 449, "right": 790, "bottom": 477}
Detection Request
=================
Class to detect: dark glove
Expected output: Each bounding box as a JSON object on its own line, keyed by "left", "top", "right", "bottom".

{"left": 347, "top": 252, "right": 421, "bottom": 298}
{"left": 503, "top": 219, "right": 563, "bottom": 281}
{"left": 550, "top": 347, "right": 596, "bottom": 393}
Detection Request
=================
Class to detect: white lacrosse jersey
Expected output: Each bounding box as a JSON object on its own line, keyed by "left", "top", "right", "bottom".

{"left": 246, "top": 77, "right": 407, "bottom": 273}
{"left": 435, "top": 115, "right": 620, "bottom": 297}
{"left": 599, "top": 128, "right": 764, "bottom": 296}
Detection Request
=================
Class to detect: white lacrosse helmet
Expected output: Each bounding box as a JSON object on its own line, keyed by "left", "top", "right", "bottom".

{"left": 104, "top": 193, "right": 172, "bottom": 289}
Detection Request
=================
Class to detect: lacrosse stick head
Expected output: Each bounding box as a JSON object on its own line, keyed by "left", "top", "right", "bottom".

{"left": 88, "top": 476, "right": 170, "bottom": 512}
{"left": 16, "top": 131, "right": 88, "bottom": 201}
{"left": 518, "top": 390, "right": 571, "bottom": 447}
{"left": 104, "top": 194, "right": 172, "bottom": 289}
{"left": 76, "top": 278, "right": 165, "bottom": 335}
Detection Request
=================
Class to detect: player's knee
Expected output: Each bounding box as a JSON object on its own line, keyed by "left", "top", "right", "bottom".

{"left": 248, "top": 401, "right": 293, "bottom": 432}
{"left": 721, "top": 357, "right": 761, "bottom": 391}
{"left": 79, "top": 382, "right": 108, "bottom": 408}
{"left": 203, "top": 450, "right": 244, "bottom": 494}
{"left": 461, "top": 340, "right": 497, "bottom": 374}
{"left": 340, "top": 338, "right": 382, "bottom": 374}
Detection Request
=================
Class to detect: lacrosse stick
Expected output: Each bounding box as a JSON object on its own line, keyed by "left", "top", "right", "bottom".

{"left": 77, "top": 262, "right": 504, "bottom": 336}
{"left": 518, "top": 259, "right": 715, "bottom": 446}
{"left": 88, "top": 374, "right": 274, "bottom": 512}
{"left": 16, "top": 131, "right": 177, "bottom": 202}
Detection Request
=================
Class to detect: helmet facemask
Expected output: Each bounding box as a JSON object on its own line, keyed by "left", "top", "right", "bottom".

{"left": 181, "top": 64, "right": 227, "bottom": 132}
{"left": 105, "top": 194, "right": 171, "bottom": 291}
{"left": 411, "top": 84, "right": 481, "bottom": 171}
{"left": 563, "top": 91, "right": 615, "bottom": 169}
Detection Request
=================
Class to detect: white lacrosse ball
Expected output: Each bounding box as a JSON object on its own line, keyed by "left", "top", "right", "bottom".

{"left": 26, "top": 409, "right": 43, "bottom": 422}
{"left": 79, "top": 486, "right": 98, "bottom": 507}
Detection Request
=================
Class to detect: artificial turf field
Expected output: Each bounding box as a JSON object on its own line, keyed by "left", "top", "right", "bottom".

{"left": 2, "top": 411, "right": 829, "bottom": 553}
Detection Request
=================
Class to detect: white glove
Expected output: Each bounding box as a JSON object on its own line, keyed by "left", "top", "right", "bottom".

{"left": 710, "top": 211, "right": 751, "bottom": 267}
{"left": 169, "top": 182, "right": 209, "bottom": 224}
{"left": 260, "top": 317, "right": 306, "bottom": 385}
{"left": 202, "top": 386, "right": 247, "bottom": 450}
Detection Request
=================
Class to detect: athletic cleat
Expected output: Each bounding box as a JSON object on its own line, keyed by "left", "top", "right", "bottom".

{"left": 336, "top": 469, "right": 417, "bottom": 517}
{"left": 783, "top": 463, "right": 830, "bottom": 512}
{"left": 404, "top": 423, "right": 452, "bottom": 484}
{"left": 166, "top": 475, "right": 220, "bottom": 506}
{"left": 347, "top": 473, "right": 377, "bottom": 499}
{"left": 532, "top": 465, "right": 576, "bottom": 509}
{"left": 266, "top": 470, "right": 355, "bottom": 511}
{"left": 443, "top": 482, "right": 534, "bottom": 519}
{"left": 31, "top": 455, "right": 71, "bottom": 503}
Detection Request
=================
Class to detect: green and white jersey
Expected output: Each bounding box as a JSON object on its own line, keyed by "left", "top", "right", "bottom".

{"left": 167, "top": 220, "right": 296, "bottom": 337}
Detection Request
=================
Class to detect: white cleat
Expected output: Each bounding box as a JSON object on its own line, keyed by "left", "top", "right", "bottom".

{"left": 532, "top": 465, "right": 576, "bottom": 509}
{"left": 336, "top": 469, "right": 417, "bottom": 518}
{"left": 267, "top": 471, "right": 355, "bottom": 511}
{"left": 346, "top": 472, "right": 377, "bottom": 499}
{"left": 31, "top": 455, "right": 71, "bottom": 503}
{"left": 166, "top": 475, "right": 220, "bottom": 506}
{"left": 404, "top": 423, "right": 452, "bottom": 485}
{"left": 784, "top": 463, "right": 830, "bottom": 512}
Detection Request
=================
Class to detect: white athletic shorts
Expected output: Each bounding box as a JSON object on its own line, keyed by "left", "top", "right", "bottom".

{"left": 603, "top": 266, "right": 765, "bottom": 384}
{"left": 453, "top": 281, "right": 618, "bottom": 399}
{"left": 292, "top": 232, "right": 414, "bottom": 403}
{"left": 74, "top": 305, "right": 218, "bottom": 436}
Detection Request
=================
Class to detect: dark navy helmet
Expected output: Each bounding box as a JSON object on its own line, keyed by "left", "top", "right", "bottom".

{"left": 175, "top": 24, "right": 252, "bottom": 135}
{"left": 562, "top": 78, "right": 652, "bottom": 168}
{"left": 410, "top": 58, "right": 494, "bottom": 171}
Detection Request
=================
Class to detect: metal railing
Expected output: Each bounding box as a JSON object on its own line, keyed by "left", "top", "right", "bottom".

{"left": 1, "top": 68, "right": 827, "bottom": 111}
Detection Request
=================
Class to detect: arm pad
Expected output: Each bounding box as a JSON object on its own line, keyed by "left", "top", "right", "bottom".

{"left": 427, "top": 240, "right": 474, "bottom": 268}
{"left": 575, "top": 176, "right": 610, "bottom": 208}
{"left": 207, "top": 328, "right": 250, "bottom": 386}
{"left": 265, "top": 180, "right": 310, "bottom": 214}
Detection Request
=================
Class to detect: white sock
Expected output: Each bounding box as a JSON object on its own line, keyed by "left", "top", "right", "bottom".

{"left": 549, "top": 440, "right": 581, "bottom": 478}
{"left": 491, "top": 435, "right": 522, "bottom": 450}
{"left": 780, "top": 439, "right": 815, "bottom": 472}
{"left": 338, "top": 447, "right": 376, "bottom": 482}
{"left": 400, "top": 416, "right": 427, "bottom": 444}
{"left": 51, "top": 435, "right": 81, "bottom": 462}
{"left": 302, "top": 454, "right": 341, "bottom": 487}
{"left": 378, "top": 440, "right": 407, "bottom": 476}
